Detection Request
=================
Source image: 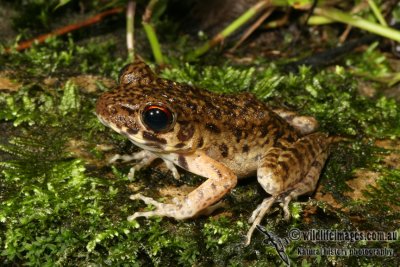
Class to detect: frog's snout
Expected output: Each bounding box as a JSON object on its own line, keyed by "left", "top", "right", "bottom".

{"left": 96, "top": 92, "right": 142, "bottom": 135}
{"left": 95, "top": 93, "right": 114, "bottom": 119}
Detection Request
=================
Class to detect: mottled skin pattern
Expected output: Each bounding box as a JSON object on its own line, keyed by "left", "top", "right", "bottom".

{"left": 96, "top": 61, "right": 331, "bottom": 245}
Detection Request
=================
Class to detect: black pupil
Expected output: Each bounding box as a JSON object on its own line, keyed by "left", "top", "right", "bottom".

{"left": 143, "top": 107, "right": 171, "bottom": 132}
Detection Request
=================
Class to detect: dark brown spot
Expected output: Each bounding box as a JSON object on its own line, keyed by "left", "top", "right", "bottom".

{"left": 233, "top": 129, "right": 242, "bottom": 142}
{"left": 178, "top": 155, "right": 188, "bottom": 170}
{"left": 242, "top": 144, "right": 249, "bottom": 153}
{"left": 205, "top": 123, "right": 221, "bottom": 134}
{"left": 262, "top": 162, "right": 275, "bottom": 170}
{"left": 213, "top": 110, "right": 222, "bottom": 120}
{"left": 174, "top": 143, "right": 186, "bottom": 148}
{"left": 197, "top": 137, "right": 204, "bottom": 148}
{"left": 273, "top": 129, "right": 284, "bottom": 145}
{"left": 127, "top": 127, "right": 139, "bottom": 135}
{"left": 305, "top": 140, "right": 316, "bottom": 159}
{"left": 313, "top": 161, "right": 322, "bottom": 168}
{"left": 278, "top": 190, "right": 290, "bottom": 200}
{"left": 279, "top": 161, "right": 289, "bottom": 175}
{"left": 211, "top": 183, "right": 217, "bottom": 191}
{"left": 260, "top": 124, "right": 269, "bottom": 137}
{"left": 204, "top": 100, "right": 216, "bottom": 112}
{"left": 120, "top": 106, "right": 135, "bottom": 116}
{"left": 142, "top": 131, "right": 167, "bottom": 144}
{"left": 286, "top": 133, "right": 296, "bottom": 143}
{"left": 288, "top": 147, "right": 305, "bottom": 167}
{"left": 177, "top": 123, "right": 195, "bottom": 141}
{"left": 219, "top": 144, "right": 228, "bottom": 158}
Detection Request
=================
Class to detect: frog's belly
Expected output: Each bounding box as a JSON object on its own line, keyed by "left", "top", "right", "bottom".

{"left": 204, "top": 146, "right": 260, "bottom": 178}
{"left": 223, "top": 157, "right": 258, "bottom": 178}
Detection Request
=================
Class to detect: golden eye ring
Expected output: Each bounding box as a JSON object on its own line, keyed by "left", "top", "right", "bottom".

{"left": 141, "top": 105, "right": 174, "bottom": 132}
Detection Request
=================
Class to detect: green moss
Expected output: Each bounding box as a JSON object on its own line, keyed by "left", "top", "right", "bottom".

{"left": 345, "top": 41, "right": 392, "bottom": 78}
{"left": 2, "top": 36, "right": 127, "bottom": 80}
{"left": 359, "top": 168, "right": 400, "bottom": 219}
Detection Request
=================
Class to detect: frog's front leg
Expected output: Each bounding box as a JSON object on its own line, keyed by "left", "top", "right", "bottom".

{"left": 245, "top": 132, "right": 330, "bottom": 245}
{"left": 110, "top": 150, "right": 180, "bottom": 180}
{"left": 128, "top": 151, "right": 237, "bottom": 220}
{"left": 110, "top": 150, "right": 158, "bottom": 180}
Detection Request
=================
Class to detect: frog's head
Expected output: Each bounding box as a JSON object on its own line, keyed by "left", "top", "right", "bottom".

{"left": 96, "top": 61, "right": 201, "bottom": 153}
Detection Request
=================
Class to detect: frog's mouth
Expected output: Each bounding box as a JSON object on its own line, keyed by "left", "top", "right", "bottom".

{"left": 97, "top": 114, "right": 188, "bottom": 153}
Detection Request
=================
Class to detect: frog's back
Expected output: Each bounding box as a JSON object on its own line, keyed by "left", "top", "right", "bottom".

{"left": 157, "top": 82, "right": 300, "bottom": 178}
{"left": 156, "top": 80, "right": 276, "bottom": 129}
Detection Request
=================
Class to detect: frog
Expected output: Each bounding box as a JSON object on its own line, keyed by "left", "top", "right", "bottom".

{"left": 95, "top": 60, "right": 331, "bottom": 245}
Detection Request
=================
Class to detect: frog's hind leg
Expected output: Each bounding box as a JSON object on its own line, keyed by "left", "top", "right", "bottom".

{"left": 279, "top": 149, "right": 329, "bottom": 220}
{"left": 245, "top": 133, "right": 329, "bottom": 245}
{"left": 272, "top": 108, "right": 319, "bottom": 135}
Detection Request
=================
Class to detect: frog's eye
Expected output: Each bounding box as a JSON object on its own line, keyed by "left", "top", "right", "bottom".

{"left": 142, "top": 105, "right": 174, "bottom": 132}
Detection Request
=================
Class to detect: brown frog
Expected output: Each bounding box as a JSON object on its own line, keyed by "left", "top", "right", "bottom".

{"left": 95, "top": 61, "right": 331, "bottom": 244}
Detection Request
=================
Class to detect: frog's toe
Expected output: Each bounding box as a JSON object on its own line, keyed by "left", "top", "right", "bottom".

{"left": 280, "top": 196, "right": 293, "bottom": 221}
{"left": 127, "top": 210, "right": 159, "bottom": 221}
{"left": 109, "top": 153, "right": 137, "bottom": 163}
{"left": 130, "top": 193, "right": 164, "bottom": 208}
{"left": 248, "top": 196, "right": 276, "bottom": 223}
{"left": 127, "top": 167, "right": 136, "bottom": 180}
{"left": 127, "top": 212, "right": 141, "bottom": 221}
{"left": 162, "top": 159, "right": 180, "bottom": 180}
{"left": 245, "top": 196, "right": 277, "bottom": 246}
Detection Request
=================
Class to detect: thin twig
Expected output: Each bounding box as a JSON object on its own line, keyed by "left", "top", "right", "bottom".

{"left": 230, "top": 7, "right": 276, "bottom": 52}
{"left": 263, "top": 11, "right": 290, "bottom": 29}
{"left": 5, "top": 7, "right": 124, "bottom": 53}
{"left": 126, "top": 1, "right": 136, "bottom": 62}
{"left": 189, "top": 0, "right": 272, "bottom": 59}
{"left": 339, "top": 25, "right": 352, "bottom": 43}
{"left": 143, "top": 0, "right": 158, "bottom": 23}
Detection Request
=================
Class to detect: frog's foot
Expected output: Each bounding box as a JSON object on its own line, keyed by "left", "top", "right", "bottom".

{"left": 128, "top": 195, "right": 227, "bottom": 221}
{"left": 128, "top": 194, "right": 196, "bottom": 221}
{"left": 245, "top": 196, "right": 277, "bottom": 246}
{"left": 125, "top": 151, "right": 158, "bottom": 180}
{"left": 128, "top": 193, "right": 179, "bottom": 220}
{"left": 110, "top": 151, "right": 180, "bottom": 180}
{"left": 109, "top": 150, "right": 153, "bottom": 163}
{"left": 162, "top": 159, "right": 180, "bottom": 180}
{"left": 109, "top": 150, "right": 159, "bottom": 180}
{"left": 128, "top": 152, "right": 238, "bottom": 221}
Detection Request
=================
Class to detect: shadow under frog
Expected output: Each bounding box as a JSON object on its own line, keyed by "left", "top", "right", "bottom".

{"left": 95, "top": 60, "right": 331, "bottom": 245}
